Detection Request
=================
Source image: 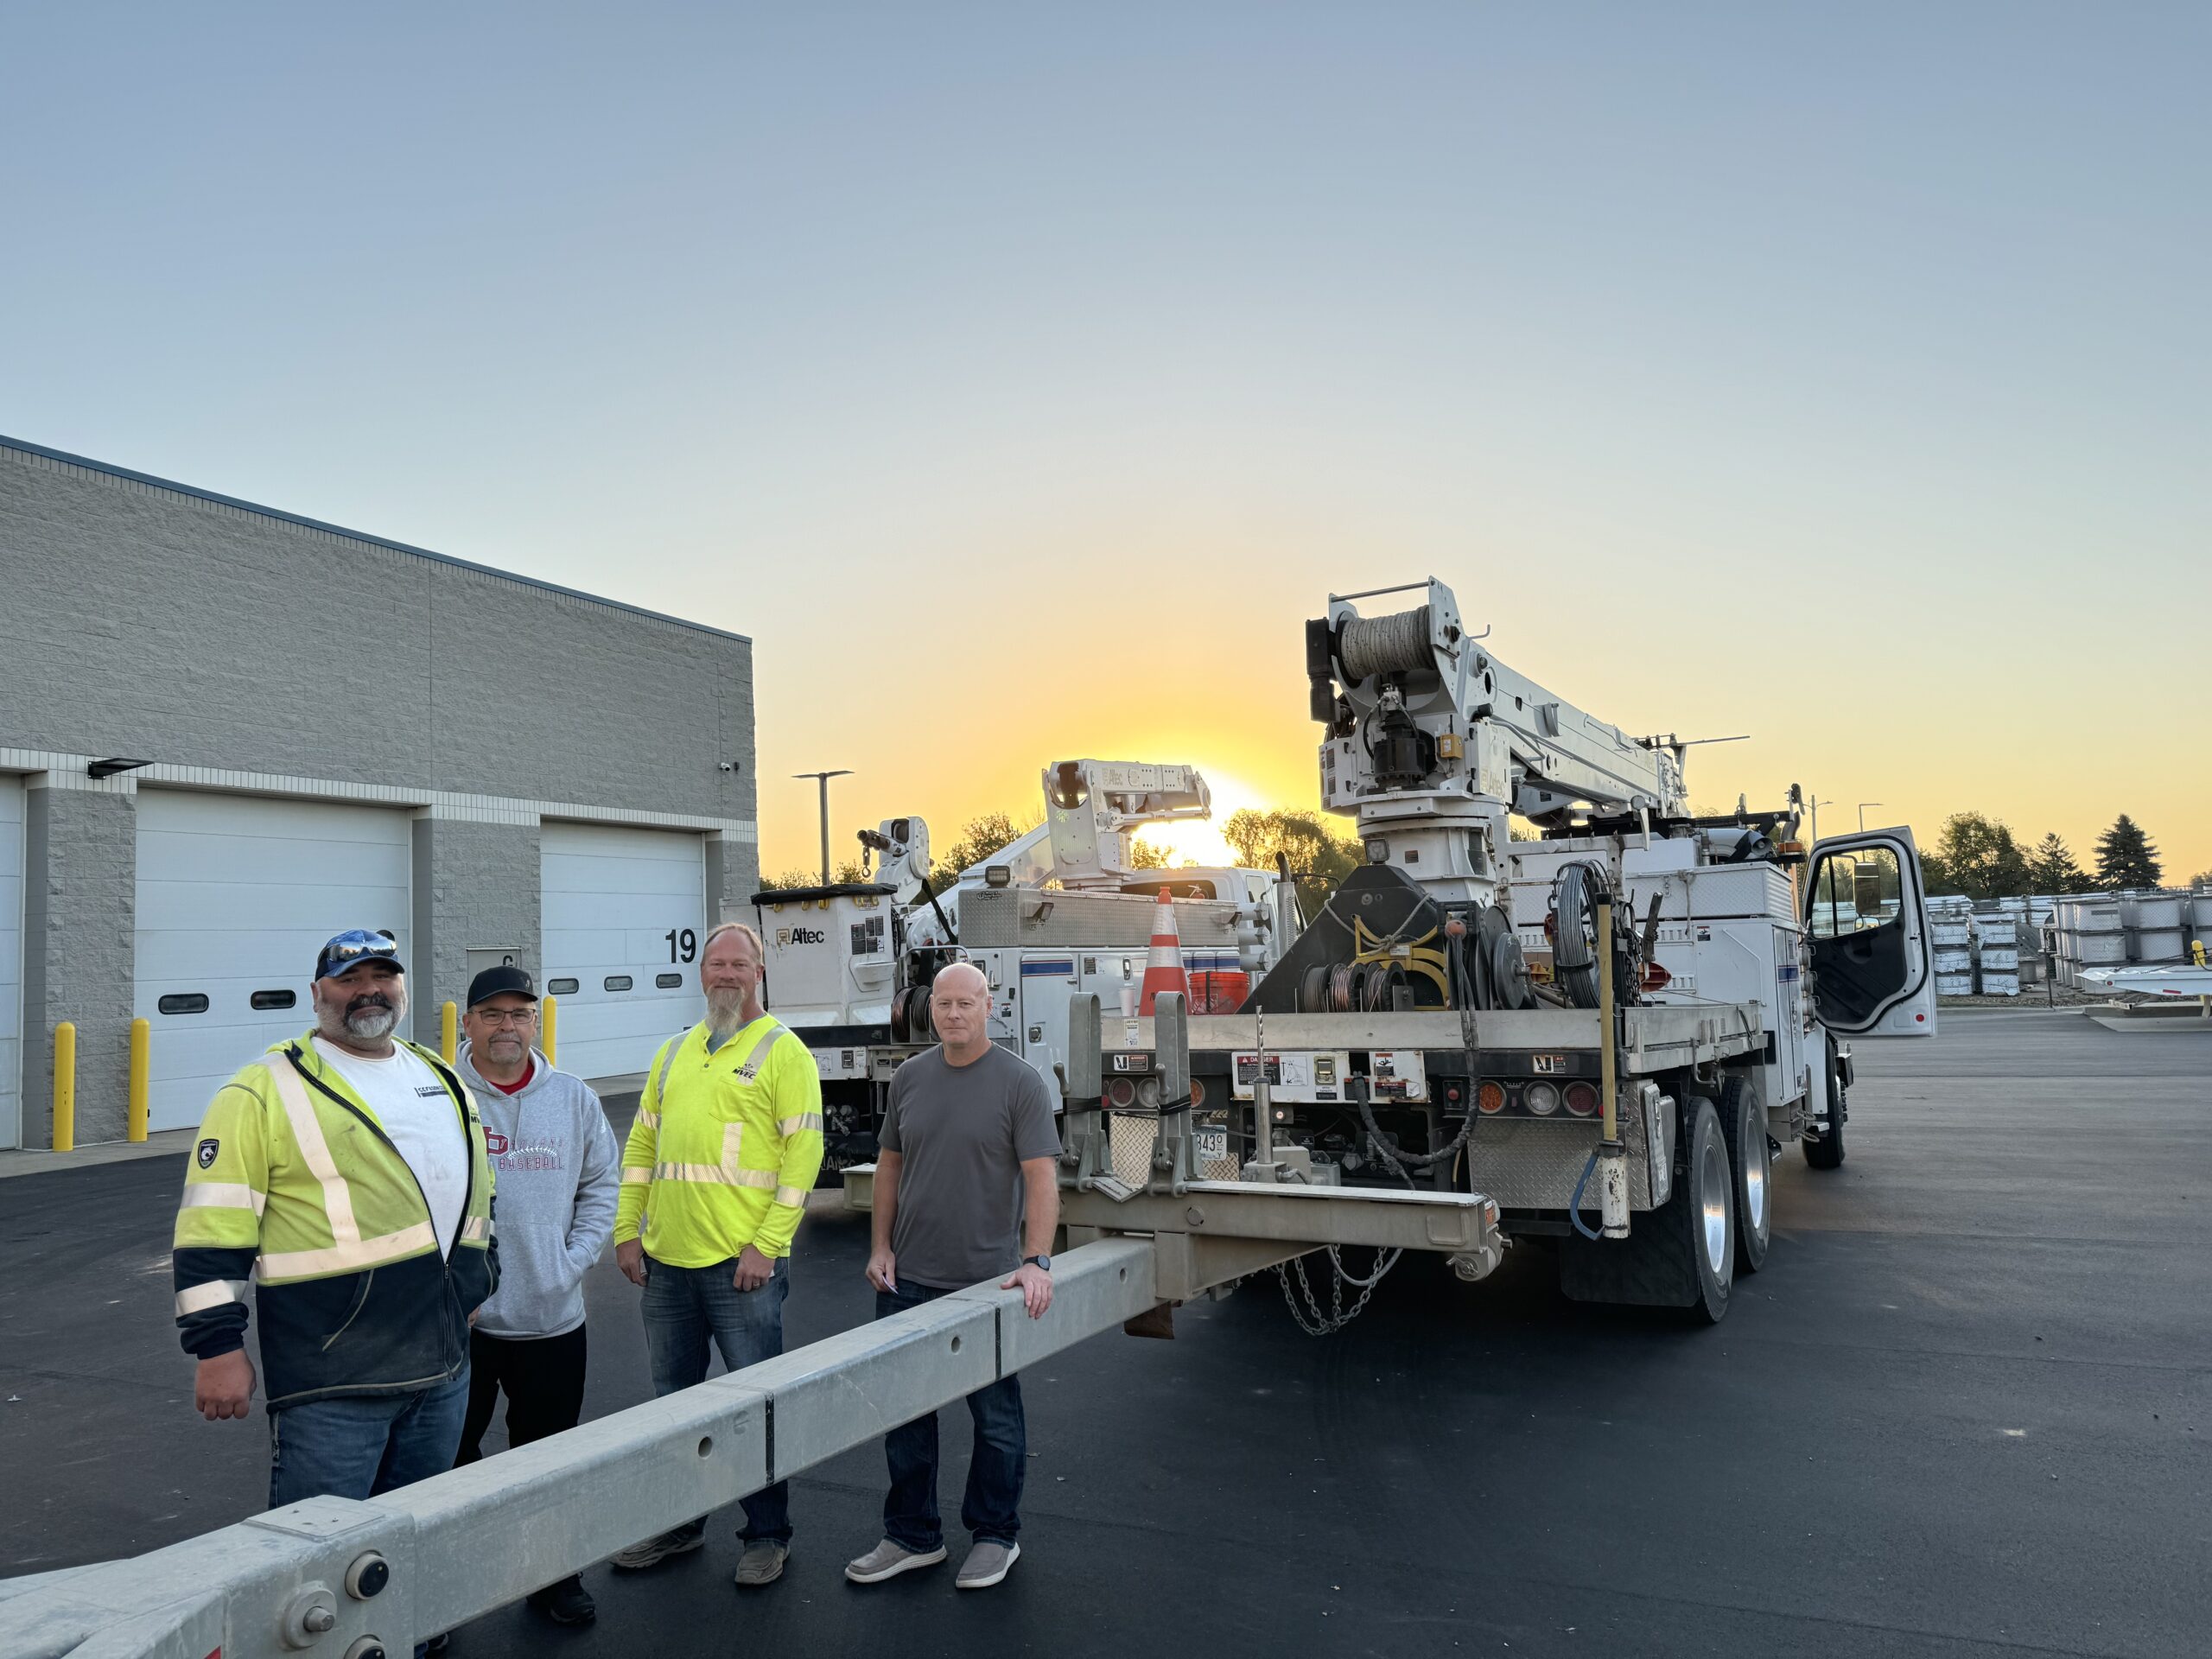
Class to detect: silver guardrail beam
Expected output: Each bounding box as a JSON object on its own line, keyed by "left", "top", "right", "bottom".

{"left": 0, "top": 1236, "right": 1159, "bottom": 1659}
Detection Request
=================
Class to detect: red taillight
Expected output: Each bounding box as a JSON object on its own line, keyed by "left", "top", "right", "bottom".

{"left": 1105, "top": 1077, "right": 1137, "bottom": 1109}
{"left": 1477, "top": 1080, "right": 1506, "bottom": 1115}
{"left": 1564, "top": 1081, "right": 1599, "bottom": 1117}
{"left": 1189, "top": 1077, "right": 1207, "bottom": 1107}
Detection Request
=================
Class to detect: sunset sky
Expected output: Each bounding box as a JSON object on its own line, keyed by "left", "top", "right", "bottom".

{"left": 5, "top": 5, "right": 2206, "bottom": 880}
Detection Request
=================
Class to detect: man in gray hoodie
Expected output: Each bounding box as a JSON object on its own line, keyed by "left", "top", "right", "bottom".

{"left": 452, "top": 964, "right": 621, "bottom": 1628}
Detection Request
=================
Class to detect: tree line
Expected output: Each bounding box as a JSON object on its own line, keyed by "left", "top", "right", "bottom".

{"left": 763, "top": 804, "right": 2205, "bottom": 904}
{"left": 1919, "top": 811, "right": 2200, "bottom": 899}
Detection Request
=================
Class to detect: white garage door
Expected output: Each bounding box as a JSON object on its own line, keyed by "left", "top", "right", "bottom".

{"left": 0, "top": 776, "right": 22, "bottom": 1148}
{"left": 541, "top": 823, "right": 707, "bottom": 1081}
{"left": 137, "top": 791, "right": 412, "bottom": 1133}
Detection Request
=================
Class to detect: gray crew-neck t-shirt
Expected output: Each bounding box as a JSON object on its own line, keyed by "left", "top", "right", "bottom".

{"left": 877, "top": 1044, "right": 1060, "bottom": 1289}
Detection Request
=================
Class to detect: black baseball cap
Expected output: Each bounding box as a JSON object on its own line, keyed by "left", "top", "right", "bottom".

{"left": 467, "top": 964, "right": 538, "bottom": 1009}
{"left": 315, "top": 929, "right": 404, "bottom": 982}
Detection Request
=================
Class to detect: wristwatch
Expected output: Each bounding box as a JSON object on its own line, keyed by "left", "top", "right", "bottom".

{"left": 1023, "top": 1254, "right": 1052, "bottom": 1273}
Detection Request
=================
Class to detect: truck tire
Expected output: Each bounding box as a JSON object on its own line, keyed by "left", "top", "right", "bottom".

{"left": 1804, "top": 1037, "right": 1847, "bottom": 1170}
{"left": 1557, "top": 1094, "right": 1733, "bottom": 1323}
{"left": 1718, "top": 1073, "right": 1771, "bottom": 1274}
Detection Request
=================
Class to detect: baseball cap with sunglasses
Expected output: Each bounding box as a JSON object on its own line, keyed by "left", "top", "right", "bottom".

{"left": 315, "top": 929, "right": 404, "bottom": 982}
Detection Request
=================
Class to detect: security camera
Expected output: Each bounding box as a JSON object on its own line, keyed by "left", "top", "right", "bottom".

{"left": 717, "top": 762, "right": 735, "bottom": 772}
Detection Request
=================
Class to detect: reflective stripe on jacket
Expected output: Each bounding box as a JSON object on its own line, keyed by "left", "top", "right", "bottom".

{"left": 172, "top": 1031, "right": 498, "bottom": 1408}
{"left": 613, "top": 1016, "right": 823, "bottom": 1268}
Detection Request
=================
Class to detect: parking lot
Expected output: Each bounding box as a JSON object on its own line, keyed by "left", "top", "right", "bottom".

{"left": 3, "top": 1007, "right": 2206, "bottom": 1657}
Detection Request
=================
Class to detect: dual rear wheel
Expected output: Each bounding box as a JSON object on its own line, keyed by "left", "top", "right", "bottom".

{"left": 1557, "top": 1073, "right": 1770, "bottom": 1325}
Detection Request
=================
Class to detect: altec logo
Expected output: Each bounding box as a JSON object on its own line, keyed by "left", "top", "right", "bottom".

{"left": 779, "top": 927, "right": 827, "bottom": 946}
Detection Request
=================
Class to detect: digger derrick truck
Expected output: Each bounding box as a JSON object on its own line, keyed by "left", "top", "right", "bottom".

{"left": 1079, "top": 579, "right": 1936, "bottom": 1323}
{"left": 754, "top": 760, "right": 1292, "bottom": 1180}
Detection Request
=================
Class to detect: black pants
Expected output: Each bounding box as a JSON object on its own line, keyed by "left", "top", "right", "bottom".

{"left": 454, "top": 1325, "right": 588, "bottom": 1464}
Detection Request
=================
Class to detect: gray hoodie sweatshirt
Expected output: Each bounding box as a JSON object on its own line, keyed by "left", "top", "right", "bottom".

{"left": 457, "top": 1041, "right": 621, "bottom": 1340}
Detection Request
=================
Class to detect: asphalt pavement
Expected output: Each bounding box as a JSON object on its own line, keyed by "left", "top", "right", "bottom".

{"left": 2, "top": 1008, "right": 2205, "bottom": 1657}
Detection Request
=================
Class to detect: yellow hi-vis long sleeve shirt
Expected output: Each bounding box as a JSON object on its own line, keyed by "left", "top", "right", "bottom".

{"left": 613, "top": 1016, "right": 823, "bottom": 1266}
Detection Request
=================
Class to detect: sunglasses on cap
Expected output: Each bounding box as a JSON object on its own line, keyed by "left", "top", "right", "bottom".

{"left": 315, "top": 929, "right": 404, "bottom": 982}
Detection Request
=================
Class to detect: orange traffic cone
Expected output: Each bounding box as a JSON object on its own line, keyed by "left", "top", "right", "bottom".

{"left": 1139, "top": 887, "right": 1189, "bottom": 1014}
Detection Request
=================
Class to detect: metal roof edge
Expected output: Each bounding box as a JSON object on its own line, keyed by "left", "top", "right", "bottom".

{"left": 0, "top": 433, "right": 753, "bottom": 646}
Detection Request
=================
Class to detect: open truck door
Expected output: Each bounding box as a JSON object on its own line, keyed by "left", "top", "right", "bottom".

{"left": 1802, "top": 828, "right": 1939, "bottom": 1039}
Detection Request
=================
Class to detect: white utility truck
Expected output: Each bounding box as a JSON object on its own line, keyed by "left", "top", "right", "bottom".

{"left": 754, "top": 760, "right": 1292, "bottom": 1178}
{"left": 1071, "top": 578, "right": 1936, "bottom": 1324}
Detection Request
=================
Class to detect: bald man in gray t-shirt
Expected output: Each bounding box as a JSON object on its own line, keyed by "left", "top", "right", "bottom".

{"left": 849, "top": 963, "right": 1061, "bottom": 1592}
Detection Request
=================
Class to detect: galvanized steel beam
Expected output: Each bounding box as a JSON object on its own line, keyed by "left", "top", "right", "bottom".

{"left": 1061, "top": 1179, "right": 1500, "bottom": 1255}
{"left": 0, "top": 1238, "right": 1160, "bottom": 1659}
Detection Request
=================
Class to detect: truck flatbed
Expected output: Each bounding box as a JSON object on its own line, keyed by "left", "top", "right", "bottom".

{"left": 1109, "top": 1004, "right": 1768, "bottom": 1075}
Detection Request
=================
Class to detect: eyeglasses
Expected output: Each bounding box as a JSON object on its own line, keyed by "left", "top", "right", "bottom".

{"left": 470, "top": 1007, "right": 537, "bottom": 1026}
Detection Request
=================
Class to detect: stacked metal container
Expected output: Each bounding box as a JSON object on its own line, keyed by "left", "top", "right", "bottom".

{"left": 1929, "top": 897, "right": 1975, "bottom": 996}
{"left": 2050, "top": 890, "right": 2205, "bottom": 988}
{"left": 2126, "top": 890, "right": 2188, "bottom": 963}
{"left": 1972, "top": 906, "right": 2020, "bottom": 995}
{"left": 2060, "top": 895, "right": 2127, "bottom": 987}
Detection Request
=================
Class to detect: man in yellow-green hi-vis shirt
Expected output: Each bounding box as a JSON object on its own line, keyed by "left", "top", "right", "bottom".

{"left": 607, "top": 919, "right": 823, "bottom": 1590}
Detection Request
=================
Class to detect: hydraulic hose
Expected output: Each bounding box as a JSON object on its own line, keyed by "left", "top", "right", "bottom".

{"left": 1568, "top": 1150, "right": 1605, "bottom": 1240}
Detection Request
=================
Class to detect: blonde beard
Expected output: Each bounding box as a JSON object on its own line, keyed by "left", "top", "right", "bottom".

{"left": 705, "top": 985, "right": 749, "bottom": 1039}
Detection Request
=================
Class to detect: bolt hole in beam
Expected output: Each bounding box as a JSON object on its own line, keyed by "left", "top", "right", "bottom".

{"left": 697, "top": 1436, "right": 714, "bottom": 1459}
{"left": 950, "top": 1336, "right": 963, "bottom": 1353}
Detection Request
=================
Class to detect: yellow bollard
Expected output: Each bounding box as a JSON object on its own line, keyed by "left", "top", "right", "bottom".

{"left": 441, "top": 1000, "right": 459, "bottom": 1065}
{"left": 52, "top": 1022, "right": 76, "bottom": 1153}
{"left": 542, "top": 995, "right": 558, "bottom": 1068}
{"left": 129, "top": 1018, "right": 151, "bottom": 1142}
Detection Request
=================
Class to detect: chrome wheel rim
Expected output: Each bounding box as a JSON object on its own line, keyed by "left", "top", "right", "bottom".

{"left": 1745, "top": 1141, "right": 1768, "bottom": 1234}
{"left": 1699, "top": 1137, "right": 1730, "bottom": 1277}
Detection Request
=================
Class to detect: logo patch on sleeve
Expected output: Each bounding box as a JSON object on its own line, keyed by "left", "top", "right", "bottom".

{"left": 196, "top": 1138, "right": 220, "bottom": 1168}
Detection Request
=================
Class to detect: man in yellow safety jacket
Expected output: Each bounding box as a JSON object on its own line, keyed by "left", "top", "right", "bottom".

{"left": 174, "top": 928, "right": 497, "bottom": 1513}
{"left": 608, "top": 919, "right": 823, "bottom": 1589}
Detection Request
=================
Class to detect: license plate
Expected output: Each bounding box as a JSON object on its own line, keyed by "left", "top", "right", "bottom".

{"left": 1194, "top": 1127, "right": 1228, "bottom": 1161}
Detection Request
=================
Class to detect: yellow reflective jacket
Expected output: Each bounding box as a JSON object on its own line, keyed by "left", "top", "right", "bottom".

{"left": 172, "top": 1032, "right": 497, "bottom": 1408}
{"left": 613, "top": 1016, "right": 823, "bottom": 1268}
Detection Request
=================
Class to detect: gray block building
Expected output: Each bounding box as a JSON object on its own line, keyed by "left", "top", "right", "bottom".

{"left": 1, "top": 435, "right": 759, "bottom": 1147}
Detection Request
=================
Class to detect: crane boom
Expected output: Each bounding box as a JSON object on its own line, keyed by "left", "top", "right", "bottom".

{"left": 1307, "top": 578, "right": 1688, "bottom": 904}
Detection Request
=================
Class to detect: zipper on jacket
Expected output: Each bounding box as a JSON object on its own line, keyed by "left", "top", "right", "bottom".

{"left": 288, "top": 1045, "right": 477, "bottom": 1266}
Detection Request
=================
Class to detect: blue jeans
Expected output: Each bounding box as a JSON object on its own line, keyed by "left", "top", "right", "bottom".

{"left": 642, "top": 1255, "right": 791, "bottom": 1544}
{"left": 876, "top": 1281, "right": 1026, "bottom": 1550}
{"left": 268, "top": 1368, "right": 472, "bottom": 1510}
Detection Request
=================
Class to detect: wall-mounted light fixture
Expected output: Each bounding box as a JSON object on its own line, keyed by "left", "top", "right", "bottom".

{"left": 87, "top": 758, "right": 151, "bottom": 780}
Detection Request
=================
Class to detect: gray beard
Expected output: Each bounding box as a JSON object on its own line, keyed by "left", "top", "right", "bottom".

{"left": 341, "top": 999, "right": 403, "bottom": 1042}
{"left": 705, "top": 986, "right": 747, "bottom": 1038}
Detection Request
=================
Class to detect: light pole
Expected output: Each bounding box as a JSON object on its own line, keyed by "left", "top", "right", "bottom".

{"left": 1809, "top": 798, "right": 1835, "bottom": 843}
{"left": 1857, "top": 802, "right": 1882, "bottom": 833}
{"left": 793, "top": 770, "right": 853, "bottom": 885}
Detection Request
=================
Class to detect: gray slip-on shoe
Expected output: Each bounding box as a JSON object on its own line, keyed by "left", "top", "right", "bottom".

{"left": 610, "top": 1524, "right": 706, "bottom": 1571}
{"left": 734, "top": 1541, "right": 788, "bottom": 1587}
{"left": 956, "top": 1540, "right": 1020, "bottom": 1589}
{"left": 844, "top": 1538, "right": 948, "bottom": 1584}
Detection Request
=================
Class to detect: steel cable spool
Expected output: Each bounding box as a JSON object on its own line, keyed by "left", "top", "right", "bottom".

{"left": 1335, "top": 604, "right": 1434, "bottom": 682}
{"left": 1367, "top": 963, "right": 1405, "bottom": 1011}
{"left": 1326, "top": 963, "right": 1355, "bottom": 1012}
{"left": 1489, "top": 930, "right": 1531, "bottom": 1009}
{"left": 1299, "top": 963, "right": 1332, "bottom": 1014}
{"left": 1551, "top": 861, "right": 1604, "bottom": 1009}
